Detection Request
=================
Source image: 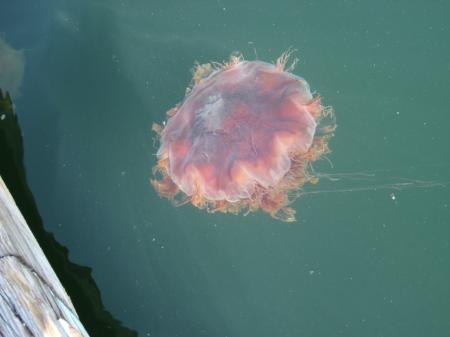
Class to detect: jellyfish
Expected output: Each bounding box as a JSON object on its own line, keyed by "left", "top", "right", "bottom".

{"left": 151, "top": 52, "right": 336, "bottom": 222}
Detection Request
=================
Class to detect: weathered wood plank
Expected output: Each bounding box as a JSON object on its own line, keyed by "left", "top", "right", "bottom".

{"left": 0, "top": 176, "right": 89, "bottom": 336}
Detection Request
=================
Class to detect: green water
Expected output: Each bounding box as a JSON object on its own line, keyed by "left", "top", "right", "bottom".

{"left": 2, "top": 0, "right": 450, "bottom": 336}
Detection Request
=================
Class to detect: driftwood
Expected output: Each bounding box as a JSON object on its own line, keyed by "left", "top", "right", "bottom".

{"left": 0, "top": 176, "right": 89, "bottom": 337}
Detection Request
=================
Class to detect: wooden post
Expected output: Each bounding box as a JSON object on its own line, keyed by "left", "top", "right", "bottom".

{"left": 0, "top": 176, "right": 89, "bottom": 337}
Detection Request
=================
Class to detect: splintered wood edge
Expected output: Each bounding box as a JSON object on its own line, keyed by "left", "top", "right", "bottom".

{"left": 0, "top": 176, "right": 89, "bottom": 337}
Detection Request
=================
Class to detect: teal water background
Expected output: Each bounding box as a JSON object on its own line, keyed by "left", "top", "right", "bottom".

{"left": 2, "top": 0, "right": 450, "bottom": 336}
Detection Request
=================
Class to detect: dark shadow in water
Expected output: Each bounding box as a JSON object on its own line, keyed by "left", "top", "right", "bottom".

{"left": 0, "top": 88, "right": 137, "bottom": 337}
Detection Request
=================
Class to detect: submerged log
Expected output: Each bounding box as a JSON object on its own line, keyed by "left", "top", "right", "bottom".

{"left": 0, "top": 176, "right": 89, "bottom": 337}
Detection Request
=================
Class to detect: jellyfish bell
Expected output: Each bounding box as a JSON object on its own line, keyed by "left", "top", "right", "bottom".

{"left": 152, "top": 52, "right": 336, "bottom": 222}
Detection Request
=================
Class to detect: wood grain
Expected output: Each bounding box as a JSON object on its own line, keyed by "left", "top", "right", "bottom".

{"left": 0, "top": 176, "right": 88, "bottom": 337}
